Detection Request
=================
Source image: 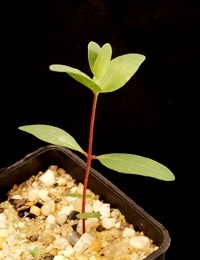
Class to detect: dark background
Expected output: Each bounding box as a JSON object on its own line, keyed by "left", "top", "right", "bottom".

{"left": 1, "top": 0, "right": 198, "bottom": 259}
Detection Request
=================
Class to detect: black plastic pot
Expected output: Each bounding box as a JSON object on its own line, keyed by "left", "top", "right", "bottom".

{"left": 0, "top": 145, "right": 170, "bottom": 259}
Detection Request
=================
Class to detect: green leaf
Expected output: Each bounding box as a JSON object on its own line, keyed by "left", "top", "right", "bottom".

{"left": 92, "top": 43, "right": 112, "bottom": 80}
{"left": 49, "top": 64, "right": 101, "bottom": 93}
{"left": 88, "top": 41, "right": 101, "bottom": 73}
{"left": 76, "top": 212, "right": 101, "bottom": 219}
{"left": 99, "top": 54, "right": 146, "bottom": 93}
{"left": 96, "top": 153, "right": 175, "bottom": 181}
{"left": 67, "top": 194, "right": 92, "bottom": 198}
{"left": 18, "top": 125, "right": 83, "bottom": 153}
{"left": 29, "top": 247, "right": 39, "bottom": 259}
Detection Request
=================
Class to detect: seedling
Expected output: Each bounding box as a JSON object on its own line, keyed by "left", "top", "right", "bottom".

{"left": 28, "top": 246, "right": 39, "bottom": 259}
{"left": 19, "top": 41, "right": 175, "bottom": 233}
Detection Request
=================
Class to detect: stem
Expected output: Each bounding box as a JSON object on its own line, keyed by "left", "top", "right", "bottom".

{"left": 82, "top": 91, "right": 99, "bottom": 233}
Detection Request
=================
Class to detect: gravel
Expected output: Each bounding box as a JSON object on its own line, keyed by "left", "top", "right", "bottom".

{"left": 0, "top": 165, "right": 158, "bottom": 259}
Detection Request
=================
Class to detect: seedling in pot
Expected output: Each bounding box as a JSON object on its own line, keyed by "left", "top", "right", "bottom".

{"left": 19, "top": 41, "right": 175, "bottom": 233}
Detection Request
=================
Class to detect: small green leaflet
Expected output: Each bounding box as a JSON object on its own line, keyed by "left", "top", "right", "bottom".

{"left": 67, "top": 194, "right": 92, "bottom": 198}
{"left": 89, "top": 42, "right": 112, "bottom": 80}
{"left": 76, "top": 212, "right": 101, "bottom": 219}
{"left": 29, "top": 247, "right": 39, "bottom": 259}
{"left": 18, "top": 125, "right": 83, "bottom": 153}
{"left": 88, "top": 41, "right": 101, "bottom": 73}
{"left": 49, "top": 64, "right": 101, "bottom": 93}
{"left": 96, "top": 153, "right": 175, "bottom": 181}
{"left": 98, "top": 54, "right": 146, "bottom": 93}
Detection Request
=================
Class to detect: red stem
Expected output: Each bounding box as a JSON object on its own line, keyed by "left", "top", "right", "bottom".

{"left": 82, "top": 91, "right": 98, "bottom": 233}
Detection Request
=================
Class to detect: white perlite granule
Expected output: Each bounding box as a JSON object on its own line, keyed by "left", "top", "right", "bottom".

{"left": 0, "top": 165, "right": 158, "bottom": 259}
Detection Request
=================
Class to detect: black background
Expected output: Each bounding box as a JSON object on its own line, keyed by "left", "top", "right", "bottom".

{"left": 1, "top": 0, "right": 199, "bottom": 259}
